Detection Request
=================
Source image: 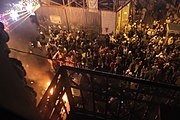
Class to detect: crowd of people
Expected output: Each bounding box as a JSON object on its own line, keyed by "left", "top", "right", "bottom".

{"left": 1, "top": 1, "right": 179, "bottom": 118}
{"left": 35, "top": 19, "right": 179, "bottom": 84}
{"left": 133, "top": 0, "right": 180, "bottom": 24}
{"left": 34, "top": 19, "right": 180, "bottom": 117}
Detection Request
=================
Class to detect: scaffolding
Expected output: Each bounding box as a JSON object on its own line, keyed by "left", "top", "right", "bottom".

{"left": 39, "top": 0, "right": 128, "bottom": 11}
{"left": 37, "top": 0, "right": 132, "bottom": 34}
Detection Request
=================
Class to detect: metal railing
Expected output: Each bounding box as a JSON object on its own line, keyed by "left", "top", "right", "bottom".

{"left": 37, "top": 66, "right": 180, "bottom": 120}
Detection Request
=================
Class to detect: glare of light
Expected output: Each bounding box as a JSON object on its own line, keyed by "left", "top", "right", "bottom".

{"left": 10, "top": 10, "right": 19, "bottom": 21}
{"left": 17, "top": 1, "right": 23, "bottom": 9}
{"left": 31, "top": 12, "right": 35, "bottom": 16}
{"left": 61, "top": 93, "right": 70, "bottom": 119}
{"left": 45, "top": 81, "right": 51, "bottom": 90}
{"left": 62, "top": 93, "right": 68, "bottom": 103}
{"left": 124, "top": 12, "right": 127, "bottom": 15}
{"left": 47, "top": 82, "right": 51, "bottom": 87}
{"left": 26, "top": 3, "right": 33, "bottom": 13}
{"left": 9, "top": 3, "right": 13, "bottom": 7}
{"left": 50, "top": 88, "right": 54, "bottom": 95}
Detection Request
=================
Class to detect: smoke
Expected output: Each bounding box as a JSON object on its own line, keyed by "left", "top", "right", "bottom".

{"left": 8, "top": 18, "right": 53, "bottom": 104}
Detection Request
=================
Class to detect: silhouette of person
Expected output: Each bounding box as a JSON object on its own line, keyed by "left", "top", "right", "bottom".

{"left": 0, "top": 22, "right": 10, "bottom": 56}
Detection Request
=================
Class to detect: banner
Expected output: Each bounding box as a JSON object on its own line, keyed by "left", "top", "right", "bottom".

{"left": 49, "top": 15, "right": 61, "bottom": 24}
{"left": 36, "top": 6, "right": 101, "bottom": 33}
{"left": 101, "top": 11, "right": 116, "bottom": 34}
{"left": 87, "top": 0, "right": 98, "bottom": 11}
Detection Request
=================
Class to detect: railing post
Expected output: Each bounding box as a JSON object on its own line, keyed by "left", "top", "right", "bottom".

{"left": 105, "top": 78, "right": 109, "bottom": 119}
{"left": 90, "top": 75, "right": 96, "bottom": 113}
{"left": 38, "top": 66, "right": 180, "bottom": 119}
{"left": 37, "top": 68, "right": 61, "bottom": 119}
{"left": 59, "top": 66, "right": 74, "bottom": 112}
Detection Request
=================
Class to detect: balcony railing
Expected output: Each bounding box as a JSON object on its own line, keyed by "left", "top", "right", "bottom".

{"left": 37, "top": 66, "right": 180, "bottom": 120}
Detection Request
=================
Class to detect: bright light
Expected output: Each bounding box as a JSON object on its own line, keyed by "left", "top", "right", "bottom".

{"left": 124, "top": 12, "right": 127, "bottom": 15}
{"left": 17, "top": 1, "right": 23, "bottom": 9}
{"left": 31, "top": 12, "right": 36, "bottom": 16}
{"left": 47, "top": 82, "right": 51, "bottom": 87}
{"left": 62, "top": 94, "right": 68, "bottom": 102}
{"left": 45, "top": 81, "right": 51, "bottom": 90}
{"left": 10, "top": 10, "right": 19, "bottom": 21}
{"left": 61, "top": 93, "right": 70, "bottom": 119}
{"left": 26, "top": 3, "right": 33, "bottom": 13}
{"left": 50, "top": 88, "right": 54, "bottom": 95}
{"left": 1, "top": 0, "right": 40, "bottom": 32}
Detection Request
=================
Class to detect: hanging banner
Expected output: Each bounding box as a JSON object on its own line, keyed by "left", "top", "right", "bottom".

{"left": 49, "top": 15, "right": 61, "bottom": 24}
{"left": 101, "top": 11, "right": 116, "bottom": 34}
{"left": 87, "top": 0, "right": 98, "bottom": 12}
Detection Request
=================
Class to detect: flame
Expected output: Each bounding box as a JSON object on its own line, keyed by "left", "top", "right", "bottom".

{"left": 47, "top": 81, "right": 51, "bottom": 87}
{"left": 62, "top": 93, "right": 68, "bottom": 103}
{"left": 45, "top": 81, "right": 51, "bottom": 90}
{"left": 50, "top": 88, "right": 54, "bottom": 95}
{"left": 61, "top": 93, "right": 70, "bottom": 120}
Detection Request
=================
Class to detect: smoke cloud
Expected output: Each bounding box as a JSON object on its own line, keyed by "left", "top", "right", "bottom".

{"left": 8, "top": 18, "right": 53, "bottom": 104}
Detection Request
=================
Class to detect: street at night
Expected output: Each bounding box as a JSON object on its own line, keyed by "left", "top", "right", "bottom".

{"left": 0, "top": 0, "right": 180, "bottom": 120}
